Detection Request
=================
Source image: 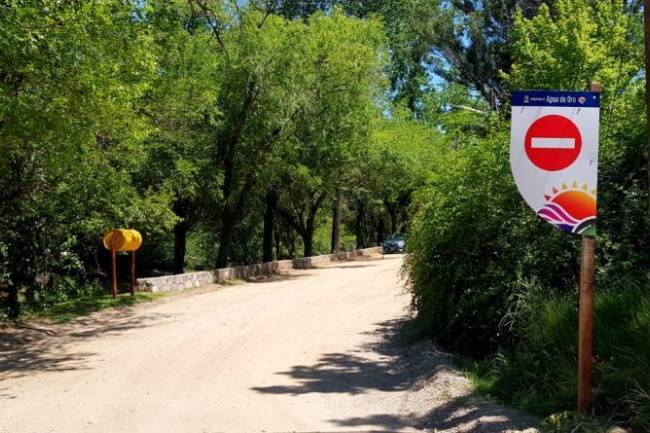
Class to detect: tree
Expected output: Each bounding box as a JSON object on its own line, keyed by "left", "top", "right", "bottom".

{"left": 275, "top": 10, "right": 386, "bottom": 257}
{"left": 403, "top": 0, "right": 648, "bottom": 355}
{"left": 344, "top": 109, "right": 440, "bottom": 249}
{"left": 0, "top": 0, "right": 175, "bottom": 317}
{"left": 505, "top": 0, "right": 647, "bottom": 280}
{"left": 504, "top": 0, "right": 642, "bottom": 97}
{"left": 139, "top": 0, "right": 222, "bottom": 274}
{"left": 188, "top": 1, "right": 303, "bottom": 267}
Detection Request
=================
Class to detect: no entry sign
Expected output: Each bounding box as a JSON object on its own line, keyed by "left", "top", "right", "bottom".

{"left": 525, "top": 114, "right": 582, "bottom": 171}
{"left": 511, "top": 90, "right": 600, "bottom": 234}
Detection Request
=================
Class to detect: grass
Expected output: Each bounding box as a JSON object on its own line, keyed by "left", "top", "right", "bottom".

{"left": 24, "top": 292, "right": 166, "bottom": 323}
{"left": 464, "top": 277, "right": 650, "bottom": 433}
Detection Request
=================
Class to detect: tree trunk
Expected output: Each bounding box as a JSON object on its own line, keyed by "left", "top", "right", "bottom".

{"left": 303, "top": 193, "right": 326, "bottom": 257}
{"left": 173, "top": 222, "right": 188, "bottom": 274}
{"left": 376, "top": 217, "right": 385, "bottom": 245}
{"left": 263, "top": 189, "right": 277, "bottom": 263}
{"left": 289, "top": 233, "right": 296, "bottom": 258}
{"left": 274, "top": 220, "right": 281, "bottom": 259}
{"left": 216, "top": 211, "right": 236, "bottom": 268}
{"left": 303, "top": 214, "right": 317, "bottom": 258}
{"left": 389, "top": 207, "right": 398, "bottom": 235}
{"left": 645, "top": 3, "right": 650, "bottom": 243}
{"left": 216, "top": 171, "right": 254, "bottom": 268}
{"left": 7, "top": 286, "right": 19, "bottom": 320}
{"left": 355, "top": 199, "right": 366, "bottom": 249}
{"left": 172, "top": 199, "right": 192, "bottom": 275}
{"left": 302, "top": 229, "right": 314, "bottom": 258}
{"left": 330, "top": 193, "right": 341, "bottom": 253}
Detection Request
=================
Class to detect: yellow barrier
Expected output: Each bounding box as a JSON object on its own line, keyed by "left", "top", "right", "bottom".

{"left": 102, "top": 229, "right": 142, "bottom": 252}
{"left": 102, "top": 229, "right": 142, "bottom": 298}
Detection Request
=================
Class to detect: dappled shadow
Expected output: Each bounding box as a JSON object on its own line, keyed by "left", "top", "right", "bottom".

{"left": 253, "top": 318, "right": 537, "bottom": 432}
{"left": 246, "top": 272, "right": 315, "bottom": 284}
{"left": 421, "top": 398, "right": 538, "bottom": 432}
{"left": 0, "top": 310, "right": 173, "bottom": 379}
{"left": 329, "top": 413, "right": 413, "bottom": 431}
{"left": 251, "top": 351, "right": 407, "bottom": 395}
{"left": 318, "top": 263, "right": 380, "bottom": 270}
{"left": 331, "top": 396, "right": 538, "bottom": 432}
{"left": 251, "top": 318, "right": 441, "bottom": 397}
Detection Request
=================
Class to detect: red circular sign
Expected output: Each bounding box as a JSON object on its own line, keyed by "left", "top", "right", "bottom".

{"left": 524, "top": 115, "right": 582, "bottom": 171}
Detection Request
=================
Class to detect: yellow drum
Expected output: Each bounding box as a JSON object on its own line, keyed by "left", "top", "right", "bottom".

{"left": 102, "top": 229, "right": 142, "bottom": 252}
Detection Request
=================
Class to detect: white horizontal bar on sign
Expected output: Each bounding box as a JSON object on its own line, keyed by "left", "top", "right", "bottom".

{"left": 531, "top": 137, "right": 575, "bottom": 149}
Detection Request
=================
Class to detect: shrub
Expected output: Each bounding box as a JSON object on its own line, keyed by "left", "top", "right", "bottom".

{"left": 473, "top": 278, "right": 650, "bottom": 431}
{"left": 404, "top": 132, "right": 581, "bottom": 356}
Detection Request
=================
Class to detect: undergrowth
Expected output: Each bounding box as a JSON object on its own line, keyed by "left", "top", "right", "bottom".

{"left": 468, "top": 277, "right": 650, "bottom": 432}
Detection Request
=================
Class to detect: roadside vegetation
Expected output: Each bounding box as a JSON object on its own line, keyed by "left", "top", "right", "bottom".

{"left": 403, "top": 1, "right": 649, "bottom": 431}
{"left": 2, "top": 0, "right": 649, "bottom": 431}
{"left": 23, "top": 292, "right": 166, "bottom": 323}
{"left": 0, "top": 1, "right": 436, "bottom": 319}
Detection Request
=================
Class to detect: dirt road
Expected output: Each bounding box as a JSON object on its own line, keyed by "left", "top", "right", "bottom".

{"left": 1, "top": 254, "right": 536, "bottom": 433}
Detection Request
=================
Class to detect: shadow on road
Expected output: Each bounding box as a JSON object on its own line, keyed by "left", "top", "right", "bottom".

{"left": 330, "top": 397, "right": 537, "bottom": 433}
{"left": 318, "top": 263, "right": 380, "bottom": 270}
{"left": 251, "top": 319, "right": 428, "bottom": 396}
{"left": 252, "top": 318, "right": 537, "bottom": 432}
{"left": 0, "top": 310, "right": 171, "bottom": 380}
{"left": 246, "top": 272, "right": 316, "bottom": 284}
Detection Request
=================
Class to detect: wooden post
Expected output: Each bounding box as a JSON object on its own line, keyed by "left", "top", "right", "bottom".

{"left": 111, "top": 249, "right": 118, "bottom": 299}
{"left": 130, "top": 251, "right": 136, "bottom": 296}
{"left": 577, "top": 81, "right": 601, "bottom": 413}
{"left": 578, "top": 234, "right": 595, "bottom": 412}
{"left": 645, "top": 0, "right": 650, "bottom": 246}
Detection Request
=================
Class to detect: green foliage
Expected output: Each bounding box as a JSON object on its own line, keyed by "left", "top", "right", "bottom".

{"left": 0, "top": 1, "right": 399, "bottom": 316}
{"left": 141, "top": 0, "right": 221, "bottom": 209}
{"left": 505, "top": 0, "right": 642, "bottom": 97}
{"left": 272, "top": 9, "right": 387, "bottom": 256}
{"left": 185, "top": 227, "right": 219, "bottom": 271}
{"left": 404, "top": 130, "right": 583, "bottom": 355}
{"left": 504, "top": 2, "right": 648, "bottom": 282}
{"left": 421, "top": 84, "right": 494, "bottom": 142}
{"left": 404, "top": 1, "right": 648, "bottom": 429}
{"left": 0, "top": 0, "right": 176, "bottom": 317}
{"left": 361, "top": 112, "right": 441, "bottom": 238}
{"left": 539, "top": 411, "right": 610, "bottom": 433}
{"left": 470, "top": 279, "right": 650, "bottom": 431}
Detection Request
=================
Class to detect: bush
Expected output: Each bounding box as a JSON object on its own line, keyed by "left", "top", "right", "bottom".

{"left": 404, "top": 112, "right": 647, "bottom": 354}
{"left": 404, "top": 132, "right": 582, "bottom": 356}
{"left": 539, "top": 411, "right": 609, "bottom": 433}
{"left": 404, "top": 103, "right": 648, "bottom": 429}
{"left": 472, "top": 278, "right": 650, "bottom": 431}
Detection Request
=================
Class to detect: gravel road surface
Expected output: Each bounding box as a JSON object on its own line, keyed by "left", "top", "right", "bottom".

{"left": 1, "top": 254, "right": 537, "bottom": 433}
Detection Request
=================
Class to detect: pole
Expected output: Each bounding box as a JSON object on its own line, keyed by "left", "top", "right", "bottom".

{"left": 111, "top": 248, "right": 118, "bottom": 299}
{"left": 577, "top": 81, "right": 601, "bottom": 413}
{"left": 577, "top": 234, "right": 595, "bottom": 412}
{"left": 644, "top": 0, "right": 650, "bottom": 288}
{"left": 130, "top": 251, "right": 136, "bottom": 296}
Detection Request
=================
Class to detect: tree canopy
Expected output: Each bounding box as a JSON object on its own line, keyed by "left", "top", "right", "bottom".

{"left": 1, "top": 1, "right": 649, "bottom": 429}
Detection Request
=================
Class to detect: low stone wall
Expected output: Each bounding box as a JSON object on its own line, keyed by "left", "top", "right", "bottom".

{"left": 137, "top": 246, "right": 382, "bottom": 293}
{"left": 212, "top": 260, "right": 293, "bottom": 284}
{"left": 292, "top": 246, "right": 382, "bottom": 269}
{"left": 137, "top": 271, "right": 214, "bottom": 293}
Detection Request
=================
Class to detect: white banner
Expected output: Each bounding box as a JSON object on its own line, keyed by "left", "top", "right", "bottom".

{"left": 510, "top": 90, "right": 600, "bottom": 234}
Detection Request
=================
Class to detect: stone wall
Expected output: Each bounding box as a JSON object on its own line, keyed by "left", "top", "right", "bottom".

{"left": 137, "top": 246, "right": 383, "bottom": 293}
{"left": 291, "top": 247, "right": 382, "bottom": 269}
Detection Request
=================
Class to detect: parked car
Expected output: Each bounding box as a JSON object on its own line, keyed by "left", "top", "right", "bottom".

{"left": 382, "top": 234, "right": 406, "bottom": 253}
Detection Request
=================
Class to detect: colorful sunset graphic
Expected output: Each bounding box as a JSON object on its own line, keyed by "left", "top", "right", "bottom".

{"left": 537, "top": 182, "right": 597, "bottom": 234}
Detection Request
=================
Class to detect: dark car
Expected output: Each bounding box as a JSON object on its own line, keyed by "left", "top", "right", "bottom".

{"left": 382, "top": 234, "right": 406, "bottom": 253}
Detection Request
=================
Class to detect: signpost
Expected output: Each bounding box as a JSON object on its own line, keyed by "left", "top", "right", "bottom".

{"left": 102, "top": 229, "right": 143, "bottom": 298}
{"left": 510, "top": 84, "right": 601, "bottom": 412}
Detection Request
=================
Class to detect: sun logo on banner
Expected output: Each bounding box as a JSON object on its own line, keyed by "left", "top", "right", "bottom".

{"left": 537, "top": 182, "right": 597, "bottom": 234}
